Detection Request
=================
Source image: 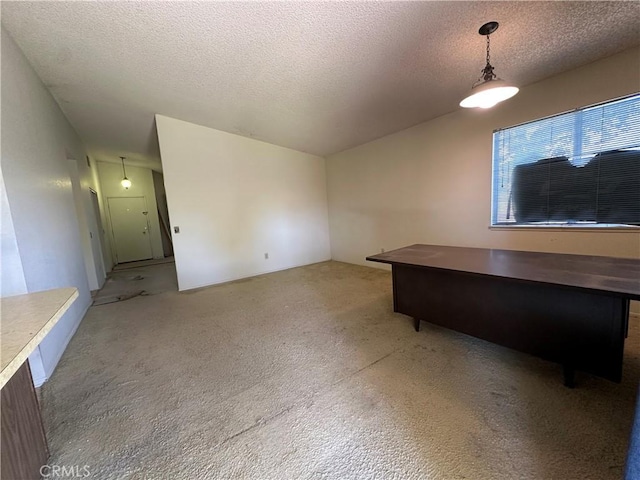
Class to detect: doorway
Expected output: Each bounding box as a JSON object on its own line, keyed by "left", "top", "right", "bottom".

{"left": 89, "top": 189, "right": 107, "bottom": 281}
{"left": 107, "top": 196, "right": 153, "bottom": 263}
{"left": 67, "top": 158, "right": 106, "bottom": 290}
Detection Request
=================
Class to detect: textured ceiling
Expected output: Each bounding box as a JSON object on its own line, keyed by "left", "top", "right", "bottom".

{"left": 2, "top": 2, "right": 639, "bottom": 170}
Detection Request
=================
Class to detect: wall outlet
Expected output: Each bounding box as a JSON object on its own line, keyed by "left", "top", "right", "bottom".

{"left": 264, "top": 252, "right": 269, "bottom": 259}
{"left": 174, "top": 226, "right": 180, "bottom": 234}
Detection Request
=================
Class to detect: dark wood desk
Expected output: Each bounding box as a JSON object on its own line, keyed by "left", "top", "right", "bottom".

{"left": 367, "top": 244, "right": 640, "bottom": 386}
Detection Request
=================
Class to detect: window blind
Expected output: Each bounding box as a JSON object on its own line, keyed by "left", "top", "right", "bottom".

{"left": 491, "top": 93, "right": 640, "bottom": 226}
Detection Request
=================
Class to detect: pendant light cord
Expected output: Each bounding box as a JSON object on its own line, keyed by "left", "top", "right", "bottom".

{"left": 121, "top": 156, "right": 128, "bottom": 178}
{"left": 481, "top": 33, "right": 496, "bottom": 82}
{"left": 486, "top": 34, "right": 491, "bottom": 67}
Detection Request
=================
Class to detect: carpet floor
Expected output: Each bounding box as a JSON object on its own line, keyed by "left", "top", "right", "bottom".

{"left": 42, "top": 261, "right": 639, "bottom": 479}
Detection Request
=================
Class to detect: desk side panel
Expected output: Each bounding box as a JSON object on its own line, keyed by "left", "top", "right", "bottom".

{"left": 393, "top": 265, "right": 626, "bottom": 382}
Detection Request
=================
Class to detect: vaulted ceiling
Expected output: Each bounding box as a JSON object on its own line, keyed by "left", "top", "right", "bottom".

{"left": 2, "top": 2, "right": 639, "bottom": 171}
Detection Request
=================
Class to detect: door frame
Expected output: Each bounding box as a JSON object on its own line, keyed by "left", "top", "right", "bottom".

{"left": 88, "top": 188, "right": 107, "bottom": 285}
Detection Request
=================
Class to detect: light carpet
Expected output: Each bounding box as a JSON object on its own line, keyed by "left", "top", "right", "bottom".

{"left": 42, "top": 261, "right": 639, "bottom": 479}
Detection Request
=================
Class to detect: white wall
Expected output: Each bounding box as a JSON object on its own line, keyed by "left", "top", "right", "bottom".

{"left": 1, "top": 27, "right": 95, "bottom": 384}
{"left": 156, "top": 115, "right": 331, "bottom": 291}
{"left": 326, "top": 46, "right": 640, "bottom": 313}
{"left": 0, "top": 166, "right": 27, "bottom": 297}
{"left": 97, "top": 161, "right": 165, "bottom": 262}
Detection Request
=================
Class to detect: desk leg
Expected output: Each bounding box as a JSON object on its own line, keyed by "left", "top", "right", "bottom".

{"left": 414, "top": 318, "right": 421, "bottom": 332}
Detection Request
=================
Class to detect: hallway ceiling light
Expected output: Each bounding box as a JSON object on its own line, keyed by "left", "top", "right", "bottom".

{"left": 460, "top": 21, "right": 519, "bottom": 109}
{"left": 120, "top": 156, "right": 132, "bottom": 189}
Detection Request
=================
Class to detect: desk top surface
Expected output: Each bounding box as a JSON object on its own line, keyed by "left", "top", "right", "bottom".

{"left": 367, "top": 244, "right": 640, "bottom": 299}
{"left": 0, "top": 287, "right": 78, "bottom": 389}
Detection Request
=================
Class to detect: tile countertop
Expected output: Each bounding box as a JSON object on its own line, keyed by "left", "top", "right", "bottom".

{"left": 0, "top": 287, "right": 79, "bottom": 389}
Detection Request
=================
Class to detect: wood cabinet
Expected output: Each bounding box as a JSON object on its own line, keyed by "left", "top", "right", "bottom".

{"left": 2, "top": 362, "right": 49, "bottom": 479}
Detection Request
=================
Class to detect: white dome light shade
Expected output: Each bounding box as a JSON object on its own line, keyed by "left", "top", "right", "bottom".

{"left": 460, "top": 78, "right": 519, "bottom": 109}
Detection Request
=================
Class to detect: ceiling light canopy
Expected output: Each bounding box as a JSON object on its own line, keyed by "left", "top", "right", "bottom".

{"left": 460, "top": 22, "right": 518, "bottom": 109}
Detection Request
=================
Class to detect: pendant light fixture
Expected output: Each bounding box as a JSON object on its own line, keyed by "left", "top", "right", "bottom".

{"left": 120, "top": 156, "right": 132, "bottom": 189}
{"left": 460, "top": 22, "right": 519, "bottom": 109}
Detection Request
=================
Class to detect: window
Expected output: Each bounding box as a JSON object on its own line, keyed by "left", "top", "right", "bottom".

{"left": 491, "top": 94, "right": 640, "bottom": 227}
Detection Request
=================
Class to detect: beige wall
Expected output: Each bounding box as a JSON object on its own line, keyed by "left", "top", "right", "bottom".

{"left": 326, "top": 46, "right": 640, "bottom": 313}
{"left": 97, "top": 161, "right": 165, "bottom": 262}
{"left": 156, "top": 114, "right": 331, "bottom": 291}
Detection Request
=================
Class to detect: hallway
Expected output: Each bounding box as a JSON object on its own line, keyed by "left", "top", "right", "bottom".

{"left": 91, "top": 259, "right": 177, "bottom": 306}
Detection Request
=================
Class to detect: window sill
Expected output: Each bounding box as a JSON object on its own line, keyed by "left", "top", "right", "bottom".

{"left": 489, "top": 224, "right": 640, "bottom": 232}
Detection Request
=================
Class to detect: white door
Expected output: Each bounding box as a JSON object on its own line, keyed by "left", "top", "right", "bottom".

{"left": 108, "top": 196, "right": 153, "bottom": 263}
